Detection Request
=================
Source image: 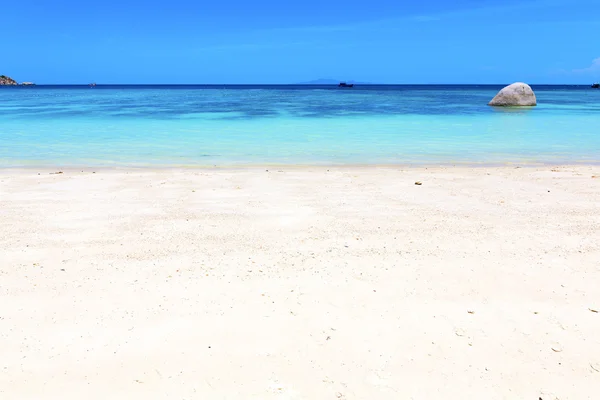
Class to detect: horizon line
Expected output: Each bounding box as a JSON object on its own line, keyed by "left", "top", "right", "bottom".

{"left": 1, "top": 82, "right": 597, "bottom": 86}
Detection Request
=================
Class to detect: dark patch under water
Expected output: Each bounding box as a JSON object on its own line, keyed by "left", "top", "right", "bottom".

{"left": 1, "top": 85, "right": 598, "bottom": 120}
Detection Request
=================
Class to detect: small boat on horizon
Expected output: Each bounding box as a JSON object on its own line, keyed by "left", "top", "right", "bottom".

{"left": 90, "top": 83, "right": 97, "bottom": 87}
{"left": 592, "top": 83, "right": 600, "bottom": 88}
{"left": 338, "top": 82, "right": 354, "bottom": 88}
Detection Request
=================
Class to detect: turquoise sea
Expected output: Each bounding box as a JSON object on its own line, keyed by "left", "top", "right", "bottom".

{"left": 0, "top": 85, "right": 599, "bottom": 167}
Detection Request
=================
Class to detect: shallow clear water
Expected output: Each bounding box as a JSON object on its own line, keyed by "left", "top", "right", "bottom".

{"left": 1, "top": 85, "right": 599, "bottom": 166}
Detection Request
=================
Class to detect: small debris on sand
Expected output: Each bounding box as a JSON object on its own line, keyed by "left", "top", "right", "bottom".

{"left": 551, "top": 344, "right": 563, "bottom": 353}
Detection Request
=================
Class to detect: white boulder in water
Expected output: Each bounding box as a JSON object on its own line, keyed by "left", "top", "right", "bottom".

{"left": 488, "top": 82, "right": 537, "bottom": 106}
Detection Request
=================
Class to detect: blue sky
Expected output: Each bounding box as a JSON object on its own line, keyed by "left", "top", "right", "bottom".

{"left": 1, "top": 0, "right": 599, "bottom": 83}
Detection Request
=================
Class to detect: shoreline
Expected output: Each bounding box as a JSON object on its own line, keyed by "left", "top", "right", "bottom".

{"left": 2, "top": 160, "right": 600, "bottom": 173}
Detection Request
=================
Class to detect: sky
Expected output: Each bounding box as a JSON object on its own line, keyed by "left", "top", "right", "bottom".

{"left": 1, "top": 0, "right": 599, "bottom": 84}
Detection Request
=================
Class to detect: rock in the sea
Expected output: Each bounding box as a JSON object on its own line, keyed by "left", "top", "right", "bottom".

{"left": 0, "top": 75, "right": 18, "bottom": 85}
{"left": 488, "top": 82, "right": 536, "bottom": 106}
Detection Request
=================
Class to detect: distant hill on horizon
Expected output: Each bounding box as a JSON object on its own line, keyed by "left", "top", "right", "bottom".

{"left": 298, "top": 79, "right": 373, "bottom": 85}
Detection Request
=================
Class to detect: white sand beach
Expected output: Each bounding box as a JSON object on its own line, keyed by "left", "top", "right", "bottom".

{"left": 1, "top": 165, "right": 599, "bottom": 399}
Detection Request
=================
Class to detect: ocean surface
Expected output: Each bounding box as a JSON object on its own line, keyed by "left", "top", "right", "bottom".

{"left": 1, "top": 85, "right": 599, "bottom": 167}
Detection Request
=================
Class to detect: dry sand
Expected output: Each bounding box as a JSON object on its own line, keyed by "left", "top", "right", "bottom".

{"left": 1, "top": 165, "right": 599, "bottom": 399}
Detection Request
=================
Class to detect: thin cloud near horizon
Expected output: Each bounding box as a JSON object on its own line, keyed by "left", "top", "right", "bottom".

{"left": 572, "top": 57, "right": 600, "bottom": 74}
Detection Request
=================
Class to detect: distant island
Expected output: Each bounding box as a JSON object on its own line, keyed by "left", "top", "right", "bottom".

{"left": 0, "top": 75, "right": 18, "bottom": 85}
{"left": 299, "top": 79, "right": 372, "bottom": 85}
